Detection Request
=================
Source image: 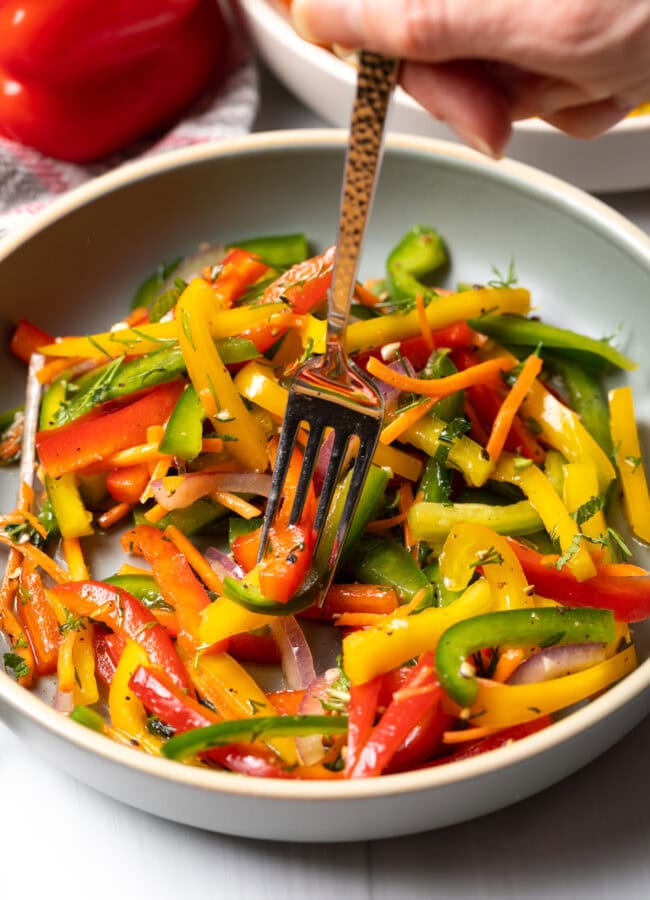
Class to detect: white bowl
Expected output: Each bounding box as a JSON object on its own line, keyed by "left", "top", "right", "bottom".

{"left": 0, "top": 131, "right": 648, "bottom": 842}
{"left": 240, "top": 0, "right": 650, "bottom": 193}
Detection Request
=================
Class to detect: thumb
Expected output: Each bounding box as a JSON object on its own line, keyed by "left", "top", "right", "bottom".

{"left": 291, "top": 0, "right": 502, "bottom": 61}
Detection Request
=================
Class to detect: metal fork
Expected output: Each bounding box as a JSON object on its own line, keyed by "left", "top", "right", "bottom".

{"left": 258, "top": 51, "right": 398, "bottom": 592}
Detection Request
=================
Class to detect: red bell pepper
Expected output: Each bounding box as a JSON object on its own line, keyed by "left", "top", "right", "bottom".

{"left": 122, "top": 524, "right": 211, "bottom": 647}
{"left": 386, "top": 703, "right": 453, "bottom": 773}
{"left": 344, "top": 676, "right": 381, "bottom": 774}
{"left": 207, "top": 248, "right": 269, "bottom": 308}
{"left": 348, "top": 653, "right": 443, "bottom": 778}
{"left": 49, "top": 579, "right": 191, "bottom": 691}
{"left": 129, "top": 664, "right": 293, "bottom": 778}
{"left": 93, "top": 628, "right": 124, "bottom": 686}
{"left": 261, "top": 247, "right": 335, "bottom": 314}
{"left": 353, "top": 321, "right": 477, "bottom": 372}
{"left": 10, "top": 319, "right": 53, "bottom": 364}
{"left": 431, "top": 717, "right": 553, "bottom": 765}
{"left": 35, "top": 380, "right": 184, "bottom": 477}
{"left": 257, "top": 522, "right": 315, "bottom": 605}
{"left": 0, "top": 0, "right": 229, "bottom": 162}
{"left": 508, "top": 540, "right": 650, "bottom": 622}
{"left": 228, "top": 631, "right": 281, "bottom": 665}
{"left": 106, "top": 463, "right": 151, "bottom": 505}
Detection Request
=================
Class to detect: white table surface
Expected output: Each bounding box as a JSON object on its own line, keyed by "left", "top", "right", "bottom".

{"left": 2, "top": 64, "right": 650, "bottom": 899}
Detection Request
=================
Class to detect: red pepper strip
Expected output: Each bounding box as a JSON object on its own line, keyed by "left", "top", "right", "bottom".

{"left": 299, "top": 584, "right": 399, "bottom": 621}
{"left": 206, "top": 248, "right": 269, "bottom": 308}
{"left": 431, "top": 717, "right": 553, "bottom": 765}
{"left": 266, "top": 690, "right": 307, "bottom": 716}
{"left": 349, "top": 653, "right": 442, "bottom": 778}
{"left": 35, "top": 380, "right": 184, "bottom": 477}
{"left": 106, "top": 464, "right": 151, "bottom": 505}
{"left": 93, "top": 628, "right": 119, "bottom": 686}
{"left": 50, "top": 580, "right": 191, "bottom": 691}
{"left": 452, "top": 348, "right": 546, "bottom": 463}
{"left": 354, "top": 321, "right": 477, "bottom": 372}
{"left": 10, "top": 319, "right": 54, "bottom": 364}
{"left": 129, "top": 665, "right": 293, "bottom": 778}
{"left": 258, "top": 522, "right": 315, "bottom": 604}
{"left": 386, "top": 704, "right": 454, "bottom": 773}
{"left": 122, "top": 524, "right": 211, "bottom": 649}
{"left": 344, "top": 676, "right": 382, "bottom": 775}
{"left": 509, "top": 539, "right": 650, "bottom": 622}
{"left": 228, "top": 631, "right": 281, "bottom": 665}
{"left": 18, "top": 570, "right": 60, "bottom": 675}
{"left": 261, "top": 247, "right": 335, "bottom": 314}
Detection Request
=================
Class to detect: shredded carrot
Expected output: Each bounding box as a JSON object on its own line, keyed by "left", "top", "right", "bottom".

{"left": 62, "top": 537, "right": 89, "bottom": 580}
{"left": 415, "top": 292, "right": 434, "bottom": 351}
{"left": 36, "top": 356, "right": 80, "bottom": 384}
{"left": 98, "top": 502, "right": 132, "bottom": 529}
{"left": 334, "top": 612, "right": 393, "bottom": 627}
{"left": 398, "top": 482, "right": 418, "bottom": 560}
{"left": 18, "top": 481, "right": 34, "bottom": 511}
{"left": 0, "top": 532, "right": 69, "bottom": 582}
{"left": 0, "top": 512, "right": 47, "bottom": 540}
{"left": 164, "top": 525, "right": 224, "bottom": 594}
{"left": 124, "top": 306, "right": 150, "bottom": 327}
{"left": 367, "top": 354, "right": 515, "bottom": 399}
{"left": 365, "top": 510, "right": 409, "bottom": 533}
{"left": 486, "top": 354, "right": 543, "bottom": 462}
{"left": 443, "top": 725, "right": 507, "bottom": 744}
{"left": 0, "top": 606, "right": 35, "bottom": 686}
{"left": 354, "top": 282, "right": 380, "bottom": 308}
{"left": 380, "top": 398, "right": 436, "bottom": 445}
{"left": 140, "top": 454, "right": 173, "bottom": 504}
{"left": 492, "top": 647, "right": 526, "bottom": 683}
{"left": 463, "top": 396, "right": 490, "bottom": 446}
{"left": 596, "top": 562, "right": 649, "bottom": 577}
{"left": 201, "top": 438, "right": 224, "bottom": 454}
{"left": 143, "top": 503, "right": 169, "bottom": 524}
{"left": 212, "top": 491, "right": 262, "bottom": 520}
{"left": 0, "top": 548, "right": 20, "bottom": 609}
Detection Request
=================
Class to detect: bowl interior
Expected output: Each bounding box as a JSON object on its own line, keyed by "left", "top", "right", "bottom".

{"left": 0, "top": 131, "right": 649, "bottom": 809}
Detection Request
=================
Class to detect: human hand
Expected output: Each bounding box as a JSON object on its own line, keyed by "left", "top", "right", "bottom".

{"left": 291, "top": 0, "right": 650, "bottom": 157}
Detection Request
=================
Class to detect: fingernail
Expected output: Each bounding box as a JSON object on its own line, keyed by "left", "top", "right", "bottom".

{"left": 454, "top": 127, "right": 501, "bottom": 160}
{"left": 291, "top": 0, "right": 321, "bottom": 43}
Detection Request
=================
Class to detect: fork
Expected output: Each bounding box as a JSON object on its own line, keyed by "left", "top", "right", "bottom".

{"left": 257, "top": 51, "right": 398, "bottom": 592}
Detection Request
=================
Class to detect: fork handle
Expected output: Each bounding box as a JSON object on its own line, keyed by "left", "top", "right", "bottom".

{"left": 326, "top": 51, "right": 398, "bottom": 360}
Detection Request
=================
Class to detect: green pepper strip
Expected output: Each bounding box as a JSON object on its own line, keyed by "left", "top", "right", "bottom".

{"left": 386, "top": 225, "right": 447, "bottom": 301}
{"left": 133, "top": 498, "right": 226, "bottom": 536}
{"left": 436, "top": 606, "right": 616, "bottom": 707}
{"left": 161, "top": 714, "right": 348, "bottom": 760}
{"left": 424, "top": 350, "right": 464, "bottom": 423}
{"left": 418, "top": 455, "right": 453, "bottom": 505}
{"left": 104, "top": 574, "right": 174, "bottom": 612}
{"left": 226, "top": 233, "right": 309, "bottom": 269}
{"left": 350, "top": 535, "right": 434, "bottom": 606}
{"left": 159, "top": 384, "right": 205, "bottom": 461}
{"left": 468, "top": 314, "right": 636, "bottom": 372}
{"left": 548, "top": 356, "right": 613, "bottom": 455}
{"left": 408, "top": 499, "right": 543, "bottom": 543}
{"left": 130, "top": 258, "right": 182, "bottom": 311}
{"left": 423, "top": 561, "right": 463, "bottom": 607}
{"left": 71, "top": 705, "right": 106, "bottom": 733}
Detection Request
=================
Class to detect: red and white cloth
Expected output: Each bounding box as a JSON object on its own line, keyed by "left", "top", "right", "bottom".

{"left": 0, "top": 60, "right": 258, "bottom": 240}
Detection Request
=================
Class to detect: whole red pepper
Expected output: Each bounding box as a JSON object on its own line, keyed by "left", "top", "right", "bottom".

{"left": 0, "top": 1, "right": 229, "bottom": 161}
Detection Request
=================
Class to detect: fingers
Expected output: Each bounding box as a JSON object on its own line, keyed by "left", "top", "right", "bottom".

{"left": 400, "top": 61, "right": 512, "bottom": 158}
{"left": 542, "top": 97, "right": 633, "bottom": 138}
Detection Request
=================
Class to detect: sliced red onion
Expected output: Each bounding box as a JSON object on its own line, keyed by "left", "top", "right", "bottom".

{"left": 55, "top": 690, "right": 74, "bottom": 714}
{"left": 152, "top": 472, "right": 272, "bottom": 510}
{"left": 508, "top": 643, "right": 608, "bottom": 685}
{"left": 161, "top": 244, "right": 226, "bottom": 292}
{"left": 296, "top": 667, "right": 340, "bottom": 765}
{"left": 271, "top": 616, "right": 316, "bottom": 691}
{"left": 313, "top": 431, "right": 334, "bottom": 496}
{"left": 374, "top": 357, "right": 416, "bottom": 414}
{"left": 205, "top": 546, "right": 245, "bottom": 582}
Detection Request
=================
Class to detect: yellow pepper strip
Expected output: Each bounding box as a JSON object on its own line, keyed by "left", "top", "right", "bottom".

{"left": 438, "top": 524, "right": 535, "bottom": 610}
{"left": 62, "top": 537, "right": 90, "bottom": 580}
{"left": 443, "top": 645, "right": 636, "bottom": 728}
{"left": 402, "top": 414, "right": 494, "bottom": 487}
{"left": 609, "top": 386, "right": 650, "bottom": 542}
{"left": 342, "top": 578, "right": 494, "bottom": 685}
{"left": 494, "top": 454, "right": 597, "bottom": 581}
{"left": 46, "top": 474, "right": 94, "bottom": 538}
{"left": 71, "top": 622, "right": 99, "bottom": 706}
{"left": 186, "top": 650, "right": 298, "bottom": 763}
{"left": 143, "top": 503, "right": 168, "bottom": 524}
{"left": 109, "top": 639, "right": 162, "bottom": 755}
{"left": 39, "top": 301, "right": 290, "bottom": 359}
{"left": 200, "top": 596, "right": 276, "bottom": 646}
{"left": 57, "top": 629, "right": 77, "bottom": 694}
{"left": 480, "top": 344, "right": 616, "bottom": 491}
{"left": 176, "top": 280, "right": 268, "bottom": 472}
{"left": 235, "top": 360, "right": 423, "bottom": 481}
{"left": 345, "top": 286, "right": 531, "bottom": 355}
{"left": 563, "top": 462, "right": 609, "bottom": 552}
{"left": 109, "top": 440, "right": 166, "bottom": 467}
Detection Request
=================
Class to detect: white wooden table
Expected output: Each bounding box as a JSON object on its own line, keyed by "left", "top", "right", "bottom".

{"left": 2, "top": 65, "right": 649, "bottom": 900}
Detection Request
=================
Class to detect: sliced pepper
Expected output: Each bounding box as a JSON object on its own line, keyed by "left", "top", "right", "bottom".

{"left": 158, "top": 383, "right": 205, "bottom": 462}
{"left": 408, "top": 499, "right": 543, "bottom": 543}
{"left": 609, "top": 386, "right": 650, "bottom": 543}
{"left": 349, "top": 535, "right": 433, "bottom": 606}
{"left": 385, "top": 225, "right": 447, "bottom": 301}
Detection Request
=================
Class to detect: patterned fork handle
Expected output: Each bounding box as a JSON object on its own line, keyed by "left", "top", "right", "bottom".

{"left": 325, "top": 51, "right": 398, "bottom": 362}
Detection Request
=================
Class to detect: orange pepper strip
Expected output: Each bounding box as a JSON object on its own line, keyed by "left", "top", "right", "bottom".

{"left": 485, "top": 354, "right": 543, "bottom": 462}
{"left": 415, "top": 292, "right": 434, "bottom": 351}
{"left": 380, "top": 398, "right": 436, "bottom": 445}
{"left": 299, "top": 584, "right": 399, "bottom": 620}
{"left": 334, "top": 612, "right": 394, "bottom": 628}
{"left": 442, "top": 725, "right": 507, "bottom": 744}
{"left": 596, "top": 563, "right": 649, "bottom": 577}
{"left": 354, "top": 282, "right": 381, "bottom": 307}
{"left": 143, "top": 503, "right": 169, "bottom": 524}
{"left": 164, "top": 524, "right": 224, "bottom": 595}
{"left": 36, "top": 356, "right": 87, "bottom": 384}
{"left": 367, "top": 355, "right": 515, "bottom": 399}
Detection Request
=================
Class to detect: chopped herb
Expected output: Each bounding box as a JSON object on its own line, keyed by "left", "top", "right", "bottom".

{"left": 513, "top": 455, "right": 533, "bottom": 470}
{"left": 554, "top": 534, "right": 585, "bottom": 570}
{"left": 471, "top": 546, "right": 504, "bottom": 568}
{"left": 59, "top": 608, "right": 85, "bottom": 635}
{"left": 4, "top": 651, "right": 30, "bottom": 679}
{"left": 525, "top": 416, "right": 543, "bottom": 436}
{"left": 625, "top": 455, "right": 642, "bottom": 473}
{"left": 14, "top": 635, "right": 28, "bottom": 649}
{"left": 248, "top": 698, "right": 267, "bottom": 715}
{"left": 146, "top": 715, "right": 176, "bottom": 739}
{"left": 487, "top": 259, "right": 518, "bottom": 289}
{"left": 572, "top": 494, "right": 606, "bottom": 526}
{"left": 181, "top": 309, "right": 194, "bottom": 349}
{"left": 438, "top": 417, "right": 471, "bottom": 446}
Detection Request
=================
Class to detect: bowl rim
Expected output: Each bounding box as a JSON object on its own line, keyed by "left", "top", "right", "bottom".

{"left": 241, "top": 0, "right": 650, "bottom": 136}
{"left": 0, "top": 128, "right": 648, "bottom": 803}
